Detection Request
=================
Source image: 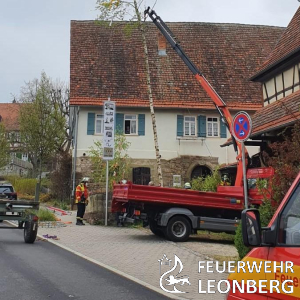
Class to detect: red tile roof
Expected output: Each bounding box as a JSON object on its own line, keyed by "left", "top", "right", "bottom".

{"left": 0, "top": 103, "right": 21, "bottom": 131}
{"left": 70, "top": 21, "right": 284, "bottom": 110}
{"left": 251, "top": 90, "right": 300, "bottom": 137}
{"left": 252, "top": 6, "right": 300, "bottom": 77}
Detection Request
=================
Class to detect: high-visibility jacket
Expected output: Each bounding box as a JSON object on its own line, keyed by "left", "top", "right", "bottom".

{"left": 75, "top": 183, "right": 89, "bottom": 204}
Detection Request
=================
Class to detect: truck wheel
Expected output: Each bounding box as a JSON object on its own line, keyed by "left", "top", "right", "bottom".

{"left": 149, "top": 221, "right": 165, "bottom": 238}
{"left": 165, "top": 216, "right": 191, "bottom": 242}
{"left": 24, "top": 221, "right": 38, "bottom": 244}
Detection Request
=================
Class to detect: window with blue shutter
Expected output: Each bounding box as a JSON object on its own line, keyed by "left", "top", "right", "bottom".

{"left": 115, "top": 113, "right": 124, "bottom": 133}
{"left": 138, "top": 114, "right": 145, "bottom": 136}
{"left": 198, "top": 115, "right": 206, "bottom": 137}
{"left": 87, "top": 113, "right": 95, "bottom": 135}
{"left": 220, "top": 119, "right": 227, "bottom": 138}
{"left": 177, "top": 115, "right": 184, "bottom": 137}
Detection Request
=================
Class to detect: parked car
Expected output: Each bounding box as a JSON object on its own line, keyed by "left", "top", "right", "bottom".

{"left": 0, "top": 182, "right": 17, "bottom": 200}
{"left": 0, "top": 182, "right": 17, "bottom": 224}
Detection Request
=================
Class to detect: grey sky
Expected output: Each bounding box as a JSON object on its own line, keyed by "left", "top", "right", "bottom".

{"left": 0, "top": 0, "right": 299, "bottom": 103}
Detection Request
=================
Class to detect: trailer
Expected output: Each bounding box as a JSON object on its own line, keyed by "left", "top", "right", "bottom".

{"left": 0, "top": 199, "right": 39, "bottom": 243}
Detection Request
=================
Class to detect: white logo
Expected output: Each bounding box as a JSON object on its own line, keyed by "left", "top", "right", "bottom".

{"left": 158, "top": 254, "right": 191, "bottom": 294}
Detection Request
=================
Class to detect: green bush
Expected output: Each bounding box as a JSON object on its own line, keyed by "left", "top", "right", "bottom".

{"left": 51, "top": 200, "right": 70, "bottom": 210}
{"left": 234, "top": 222, "right": 250, "bottom": 259}
{"left": 259, "top": 199, "right": 276, "bottom": 227}
{"left": 234, "top": 179, "right": 277, "bottom": 259}
{"left": 191, "top": 168, "right": 221, "bottom": 192}
{"left": 4, "top": 175, "right": 37, "bottom": 195}
{"left": 37, "top": 209, "right": 56, "bottom": 221}
{"left": 39, "top": 193, "right": 52, "bottom": 203}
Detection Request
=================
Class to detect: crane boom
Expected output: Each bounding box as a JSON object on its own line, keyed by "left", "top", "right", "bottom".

{"left": 145, "top": 7, "right": 247, "bottom": 187}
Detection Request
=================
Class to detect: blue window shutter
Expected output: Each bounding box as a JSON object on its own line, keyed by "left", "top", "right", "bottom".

{"left": 115, "top": 113, "right": 124, "bottom": 133}
{"left": 138, "top": 114, "right": 145, "bottom": 136}
{"left": 87, "top": 113, "right": 95, "bottom": 135}
{"left": 177, "top": 115, "right": 184, "bottom": 137}
{"left": 220, "top": 119, "right": 227, "bottom": 138}
{"left": 198, "top": 115, "right": 206, "bottom": 137}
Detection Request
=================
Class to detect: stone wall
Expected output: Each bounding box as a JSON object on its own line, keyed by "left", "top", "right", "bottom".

{"left": 77, "top": 155, "right": 219, "bottom": 223}
{"left": 161, "top": 155, "right": 219, "bottom": 187}
{"left": 76, "top": 156, "right": 93, "bottom": 177}
{"left": 84, "top": 192, "right": 116, "bottom": 225}
{"left": 76, "top": 155, "right": 219, "bottom": 187}
{"left": 121, "top": 156, "right": 218, "bottom": 186}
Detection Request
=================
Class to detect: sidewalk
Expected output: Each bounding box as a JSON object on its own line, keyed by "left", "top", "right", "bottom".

{"left": 38, "top": 211, "right": 237, "bottom": 300}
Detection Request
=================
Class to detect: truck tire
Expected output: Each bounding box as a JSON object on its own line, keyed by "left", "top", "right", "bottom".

{"left": 149, "top": 221, "right": 165, "bottom": 238}
{"left": 165, "top": 216, "right": 191, "bottom": 242}
{"left": 24, "top": 221, "right": 38, "bottom": 244}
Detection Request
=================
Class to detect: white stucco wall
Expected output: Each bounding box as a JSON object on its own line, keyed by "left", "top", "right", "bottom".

{"left": 76, "top": 107, "right": 259, "bottom": 165}
{"left": 263, "top": 64, "right": 300, "bottom": 105}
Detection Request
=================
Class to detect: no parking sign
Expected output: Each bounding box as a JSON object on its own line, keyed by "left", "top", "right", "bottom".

{"left": 232, "top": 111, "right": 252, "bottom": 142}
{"left": 231, "top": 111, "right": 252, "bottom": 209}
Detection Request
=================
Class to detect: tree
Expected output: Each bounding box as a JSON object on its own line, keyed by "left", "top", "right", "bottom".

{"left": 262, "top": 122, "right": 300, "bottom": 205}
{"left": 0, "top": 123, "right": 9, "bottom": 169}
{"left": 19, "top": 72, "right": 66, "bottom": 180}
{"left": 89, "top": 133, "right": 131, "bottom": 188}
{"left": 95, "top": 0, "right": 164, "bottom": 186}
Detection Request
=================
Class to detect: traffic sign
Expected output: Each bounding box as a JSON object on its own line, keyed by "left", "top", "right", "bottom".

{"left": 232, "top": 111, "right": 252, "bottom": 142}
{"left": 103, "top": 100, "right": 116, "bottom": 160}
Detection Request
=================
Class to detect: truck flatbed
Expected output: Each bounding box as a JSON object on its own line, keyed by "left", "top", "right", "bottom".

{"left": 112, "top": 182, "right": 244, "bottom": 211}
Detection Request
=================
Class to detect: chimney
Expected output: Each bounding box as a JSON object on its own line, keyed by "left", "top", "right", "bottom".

{"left": 158, "top": 32, "right": 167, "bottom": 56}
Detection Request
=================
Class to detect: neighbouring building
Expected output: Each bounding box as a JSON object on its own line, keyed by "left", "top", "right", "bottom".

{"left": 70, "top": 20, "right": 284, "bottom": 187}
{"left": 0, "top": 103, "right": 33, "bottom": 176}
{"left": 249, "top": 6, "right": 300, "bottom": 155}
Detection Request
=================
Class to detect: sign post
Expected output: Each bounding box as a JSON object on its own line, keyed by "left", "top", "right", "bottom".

{"left": 103, "top": 99, "right": 116, "bottom": 226}
{"left": 231, "top": 111, "right": 252, "bottom": 209}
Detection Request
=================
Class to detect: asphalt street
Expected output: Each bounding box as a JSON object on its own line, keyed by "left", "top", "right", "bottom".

{"left": 0, "top": 224, "right": 169, "bottom": 300}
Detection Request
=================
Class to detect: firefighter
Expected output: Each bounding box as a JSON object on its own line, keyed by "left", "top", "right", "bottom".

{"left": 75, "top": 177, "right": 89, "bottom": 225}
{"left": 221, "top": 174, "right": 231, "bottom": 186}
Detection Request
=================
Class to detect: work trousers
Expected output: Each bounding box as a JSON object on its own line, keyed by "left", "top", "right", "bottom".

{"left": 76, "top": 203, "right": 86, "bottom": 220}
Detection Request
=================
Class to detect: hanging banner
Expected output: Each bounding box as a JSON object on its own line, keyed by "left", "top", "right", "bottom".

{"left": 103, "top": 101, "right": 115, "bottom": 160}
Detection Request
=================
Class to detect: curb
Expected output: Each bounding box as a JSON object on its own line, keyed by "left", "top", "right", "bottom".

{"left": 42, "top": 237, "right": 187, "bottom": 300}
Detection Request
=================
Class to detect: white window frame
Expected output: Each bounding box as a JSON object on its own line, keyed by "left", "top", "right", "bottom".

{"left": 207, "top": 117, "right": 219, "bottom": 137}
{"left": 22, "top": 153, "right": 28, "bottom": 161}
{"left": 184, "top": 116, "right": 196, "bottom": 136}
{"left": 95, "top": 114, "right": 104, "bottom": 135}
{"left": 124, "top": 114, "right": 137, "bottom": 135}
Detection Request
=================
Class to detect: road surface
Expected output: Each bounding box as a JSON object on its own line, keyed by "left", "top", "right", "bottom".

{"left": 0, "top": 224, "right": 170, "bottom": 300}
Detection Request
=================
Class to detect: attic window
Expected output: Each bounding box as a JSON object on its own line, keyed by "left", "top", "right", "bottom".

{"left": 158, "top": 32, "right": 167, "bottom": 56}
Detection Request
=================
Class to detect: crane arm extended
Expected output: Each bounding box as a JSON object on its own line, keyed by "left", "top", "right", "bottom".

{"left": 145, "top": 7, "right": 246, "bottom": 187}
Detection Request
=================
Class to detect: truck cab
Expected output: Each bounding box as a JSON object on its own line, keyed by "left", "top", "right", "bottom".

{"left": 227, "top": 172, "right": 300, "bottom": 299}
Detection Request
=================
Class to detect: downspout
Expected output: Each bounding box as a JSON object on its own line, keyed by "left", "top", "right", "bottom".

{"left": 71, "top": 106, "right": 80, "bottom": 209}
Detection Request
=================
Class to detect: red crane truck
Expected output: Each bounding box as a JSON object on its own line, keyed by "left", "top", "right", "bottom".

{"left": 111, "top": 8, "right": 274, "bottom": 242}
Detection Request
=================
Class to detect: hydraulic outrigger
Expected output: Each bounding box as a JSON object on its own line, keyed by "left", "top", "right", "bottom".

{"left": 144, "top": 7, "right": 247, "bottom": 187}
